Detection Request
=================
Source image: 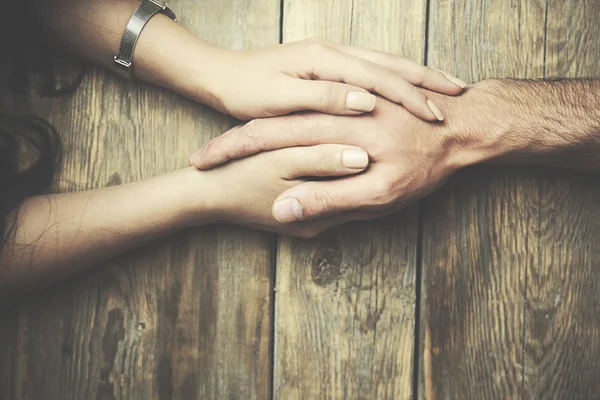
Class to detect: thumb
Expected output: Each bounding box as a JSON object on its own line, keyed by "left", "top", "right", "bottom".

{"left": 283, "top": 79, "right": 377, "bottom": 115}
{"left": 272, "top": 174, "right": 374, "bottom": 223}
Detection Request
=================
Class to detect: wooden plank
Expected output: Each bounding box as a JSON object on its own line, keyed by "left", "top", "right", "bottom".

{"left": 420, "top": 0, "right": 546, "bottom": 398}
{"left": 2, "top": 1, "right": 279, "bottom": 399}
{"left": 274, "top": 1, "right": 426, "bottom": 398}
{"left": 0, "top": 305, "right": 16, "bottom": 400}
{"left": 522, "top": 1, "right": 600, "bottom": 398}
{"left": 0, "top": 304, "right": 16, "bottom": 400}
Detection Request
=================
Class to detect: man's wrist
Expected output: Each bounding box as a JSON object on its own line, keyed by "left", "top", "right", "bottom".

{"left": 432, "top": 79, "right": 528, "bottom": 170}
{"left": 437, "top": 78, "right": 600, "bottom": 171}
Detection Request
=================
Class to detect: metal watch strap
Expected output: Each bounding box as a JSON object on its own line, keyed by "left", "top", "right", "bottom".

{"left": 113, "top": 0, "right": 176, "bottom": 79}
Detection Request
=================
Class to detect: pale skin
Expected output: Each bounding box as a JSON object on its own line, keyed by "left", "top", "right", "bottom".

{"left": 192, "top": 79, "right": 600, "bottom": 223}
{"left": 12, "top": 1, "right": 597, "bottom": 298}
{"left": 30, "top": 0, "right": 465, "bottom": 119}
{"left": 2, "top": 0, "right": 464, "bottom": 295}
{"left": 11, "top": 78, "right": 598, "bottom": 297}
{"left": 2, "top": 145, "right": 369, "bottom": 297}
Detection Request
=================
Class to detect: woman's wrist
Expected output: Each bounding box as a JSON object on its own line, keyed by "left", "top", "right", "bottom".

{"left": 175, "top": 167, "right": 228, "bottom": 228}
{"left": 115, "top": 4, "right": 232, "bottom": 107}
{"left": 174, "top": 46, "right": 231, "bottom": 110}
{"left": 132, "top": 14, "right": 225, "bottom": 101}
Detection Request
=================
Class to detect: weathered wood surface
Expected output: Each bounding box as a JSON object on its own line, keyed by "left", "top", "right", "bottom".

{"left": 1, "top": 0, "right": 599, "bottom": 399}
{"left": 523, "top": 0, "right": 600, "bottom": 398}
{"left": 421, "top": 0, "right": 600, "bottom": 399}
{"left": 1, "top": 1, "right": 279, "bottom": 399}
{"left": 274, "top": 1, "right": 425, "bottom": 398}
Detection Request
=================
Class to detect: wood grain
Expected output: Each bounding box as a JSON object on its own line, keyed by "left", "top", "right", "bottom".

{"left": 2, "top": 1, "right": 599, "bottom": 399}
{"left": 1, "top": 1, "right": 279, "bottom": 399}
{"left": 421, "top": 0, "right": 547, "bottom": 398}
{"left": 275, "top": 1, "right": 426, "bottom": 398}
{"left": 522, "top": 1, "right": 600, "bottom": 398}
{"left": 0, "top": 305, "right": 16, "bottom": 399}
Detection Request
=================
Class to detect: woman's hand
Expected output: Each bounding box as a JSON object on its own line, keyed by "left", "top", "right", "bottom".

{"left": 183, "top": 142, "right": 371, "bottom": 238}
{"left": 29, "top": 0, "right": 466, "bottom": 121}
{"left": 2, "top": 142, "right": 369, "bottom": 296}
{"left": 192, "top": 38, "right": 466, "bottom": 121}
{"left": 31, "top": 0, "right": 465, "bottom": 122}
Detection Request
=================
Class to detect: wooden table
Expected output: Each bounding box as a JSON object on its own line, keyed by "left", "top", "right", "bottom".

{"left": 1, "top": 0, "right": 599, "bottom": 399}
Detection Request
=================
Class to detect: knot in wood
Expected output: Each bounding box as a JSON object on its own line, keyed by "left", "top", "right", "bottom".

{"left": 310, "top": 237, "right": 342, "bottom": 287}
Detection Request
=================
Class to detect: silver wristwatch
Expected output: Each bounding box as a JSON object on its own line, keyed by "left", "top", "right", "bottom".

{"left": 113, "top": 0, "right": 176, "bottom": 79}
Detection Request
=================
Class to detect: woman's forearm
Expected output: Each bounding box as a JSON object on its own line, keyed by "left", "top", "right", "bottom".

{"left": 27, "top": 0, "right": 467, "bottom": 121}
{"left": 1, "top": 169, "right": 207, "bottom": 297}
{"left": 0, "top": 142, "right": 370, "bottom": 297}
{"left": 29, "top": 0, "right": 219, "bottom": 101}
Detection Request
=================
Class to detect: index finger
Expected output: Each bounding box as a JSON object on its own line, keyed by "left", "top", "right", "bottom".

{"left": 190, "top": 113, "right": 347, "bottom": 169}
{"left": 326, "top": 42, "right": 467, "bottom": 94}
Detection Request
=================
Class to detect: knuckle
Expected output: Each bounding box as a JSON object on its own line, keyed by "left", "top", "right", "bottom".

{"left": 243, "top": 119, "right": 268, "bottom": 152}
{"left": 408, "top": 66, "right": 439, "bottom": 87}
{"left": 419, "top": 67, "right": 445, "bottom": 86}
{"left": 411, "top": 70, "right": 426, "bottom": 86}
{"left": 223, "top": 148, "right": 237, "bottom": 161}
{"left": 243, "top": 119, "right": 262, "bottom": 138}
{"left": 311, "top": 149, "right": 337, "bottom": 174}
{"left": 367, "top": 64, "right": 388, "bottom": 91}
{"left": 277, "top": 114, "right": 300, "bottom": 141}
{"left": 305, "top": 40, "right": 329, "bottom": 55}
{"left": 317, "top": 85, "right": 338, "bottom": 108}
{"left": 312, "top": 187, "right": 337, "bottom": 215}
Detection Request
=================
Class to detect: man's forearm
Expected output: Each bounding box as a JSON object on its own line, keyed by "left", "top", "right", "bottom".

{"left": 444, "top": 79, "right": 600, "bottom": 171}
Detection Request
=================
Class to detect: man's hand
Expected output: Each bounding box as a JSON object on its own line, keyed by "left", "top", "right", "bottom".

{"left": 190, "top": 79, "right": 600, "bottom": 224}
{"left": 190, "top": 91, "right": 482, "bottom": 223}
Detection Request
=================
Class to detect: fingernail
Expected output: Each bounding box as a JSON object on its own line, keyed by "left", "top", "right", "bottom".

{"left": 433, "top": 68, "right": 467, "bottom": 88}
{"left": 446, "top": 75, "right": 467, "bottom": 88}
{"left": 342, "top": 149, "right": 369, "bottom": 169}
{"left": 273, "top": 198, "right": 303, "bottom": 223}
{"left": 346, "top": 91, "right": 376, "bottom": 112}
{"left": 427, "top": 99, "right": 445, "bottom": 121}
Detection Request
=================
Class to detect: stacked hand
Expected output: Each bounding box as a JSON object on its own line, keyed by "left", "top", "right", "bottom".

{"left": 15, "top": 0, "right": 597, "bottom": 291}
{"left": 186, "top": 38, "right": 465, "bottom": 120}
{"left": 184, "top": 143, "right": 372, "bottom": 238}
{"left": 188, "top": 85, "right": 488, "bottom": 237}
{"left": 172, "top": 38, "right": 469, "bottom": 237}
